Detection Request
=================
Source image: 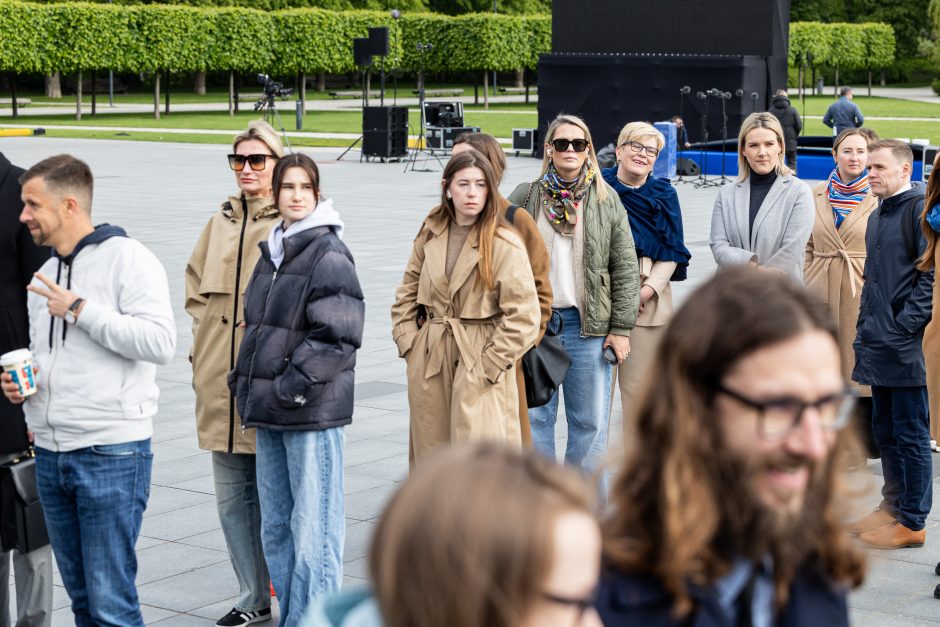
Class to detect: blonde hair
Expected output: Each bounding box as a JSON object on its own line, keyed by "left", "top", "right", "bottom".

{"left": 540, "top": 114, "right": 608, "bottom": 202}
{"left": 232, "top": 119, "right": 285, "bottom": 158}
{"left": 737, "top": 112, "right": 791, "bottom": 181}
{"left": 617, "top": 121, "right": 665, "bottom": 151}
{"left": 371, "top": 443, "right": 595, "bottom": 627}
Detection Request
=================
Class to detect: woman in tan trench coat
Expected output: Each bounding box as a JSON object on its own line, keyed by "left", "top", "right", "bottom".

{"left": 184, "top": 120, "right": 281, "bottom": 625}
{"left": 391, "top": 150, "right": 540, "bottom": 462}
{"left": 804, "top": 128, "right": 879, "bottom": 456}
{"left": 917, "top": 150, "right": 940, "bottom": 451}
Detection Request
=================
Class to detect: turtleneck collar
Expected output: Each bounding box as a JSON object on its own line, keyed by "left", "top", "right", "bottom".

{"left": 750, "top": 170, "right": 777, "bottom": 186}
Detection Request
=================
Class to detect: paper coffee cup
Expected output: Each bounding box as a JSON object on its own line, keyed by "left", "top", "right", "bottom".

{"left": 0, "top": 349, "right": 37, "bottom": 398}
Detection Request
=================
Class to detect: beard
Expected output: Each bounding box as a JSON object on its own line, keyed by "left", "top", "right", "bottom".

{"left": 710, "top": 448, "right": 831, "bottom": 569}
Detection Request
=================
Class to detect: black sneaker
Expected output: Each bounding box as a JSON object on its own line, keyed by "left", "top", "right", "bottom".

{"left": 216, "top": 607, "right": 272, "bottom": 626}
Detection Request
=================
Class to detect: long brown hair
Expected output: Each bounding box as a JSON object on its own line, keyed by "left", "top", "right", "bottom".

{"left": 917, "top": 149, "right": 940, "bottom": 270}
{"left": 452, "top": 132, "right": 507, "bottom": 183}
{"left": 440, "top": 150, "right": 506, "bottom": 291}
{"left": 604, "top": 267, "right": 866, "bottom": 615}
{"left": 370, "top": 443, "right": 595, "bottom": 627}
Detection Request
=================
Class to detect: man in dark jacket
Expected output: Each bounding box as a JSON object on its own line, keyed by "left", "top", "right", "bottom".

{"left": 596, "top": 268, "right": 865, "bottom": 626}
{"left": 0, "top": 151, "right": 52, "bottom": 626}
{"left": 823, "top": 87, "right": 864, "bottom": 136}
{"left": 768, "top": 89, "right": 802, "bottom": 171}
{"left": 850, "top": 139, "right": 933, "bottom": 549}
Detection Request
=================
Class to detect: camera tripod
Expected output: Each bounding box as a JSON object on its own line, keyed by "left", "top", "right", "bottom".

{"left": 404, "top": 43, "right": 444, "bottom": 173}
{"left": 255, "top": 93, "right": 293, "bottom": 153}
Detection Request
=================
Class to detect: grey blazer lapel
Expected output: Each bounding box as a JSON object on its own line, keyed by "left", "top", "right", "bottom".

{"left": 734, "top": 181, "right": 750, "bottom": 249}
{"left": 750, "top": 176, "right": 790, "bottom": 249}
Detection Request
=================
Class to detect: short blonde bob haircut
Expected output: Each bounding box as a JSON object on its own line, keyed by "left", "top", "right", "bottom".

{"left": 617, "top": 121, "right": 665, "bottom": 151}
{"left": 736, "top": 112, "right": 791, "bottom": 181}
{"left": 540, "top": 114, "right": 608, "bottom": 202}
{"left": 232, "top": 119, "right": 285, "bottom": 158}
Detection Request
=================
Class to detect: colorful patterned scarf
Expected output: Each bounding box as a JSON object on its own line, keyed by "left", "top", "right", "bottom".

{"left": 539, "top": 164, "right": 596, "bottom": 236}
{"left": 827, "top": 168, "right": 870, "bottom": 229}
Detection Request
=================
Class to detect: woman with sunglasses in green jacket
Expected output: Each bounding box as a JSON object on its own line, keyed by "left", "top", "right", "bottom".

{"left": 184, "top": 120, "right": 282, "bottom": 627}
{"left": 508, "top": 114, "right": 640, "bottom": 490}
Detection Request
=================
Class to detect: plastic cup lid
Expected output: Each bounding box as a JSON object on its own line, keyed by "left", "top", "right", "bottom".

{"left": 0, "top": 349, "right": 32, "bottom": 366}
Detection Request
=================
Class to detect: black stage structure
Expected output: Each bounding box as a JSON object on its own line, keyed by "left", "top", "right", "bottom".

{"left": 536, "top": 0, "right": 790, "bottom": 156}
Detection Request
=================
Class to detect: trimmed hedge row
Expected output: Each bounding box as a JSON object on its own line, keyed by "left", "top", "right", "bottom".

{"left": 0, "top": 5, "right": 895, "bottom": 78}
{"left": 0, "top": 1, "right": 551, "bottom": 75}
{"left": 789, "top": 22, "right": 895, "bottom": 70}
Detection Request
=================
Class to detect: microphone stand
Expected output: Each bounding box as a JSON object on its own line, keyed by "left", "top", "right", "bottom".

{"left": 675, "top": 86, "right": 692, "bottom": 185}
{"left": 694, "top": 91, "right": 711, "bottom": 188}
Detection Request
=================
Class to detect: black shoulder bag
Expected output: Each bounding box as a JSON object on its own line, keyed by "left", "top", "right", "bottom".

{"left": 0, "top": 449, "right": 50, "bottom": 553}
{"left": 506, "top": 201, "right": 571, "bottom": 408}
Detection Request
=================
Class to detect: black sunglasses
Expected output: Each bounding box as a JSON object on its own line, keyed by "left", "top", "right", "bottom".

{"left": 551, "top": 138, "right": 589, "bottom": 153}
{"left": 228, "top": 154, "right": 275, "bottom": 172}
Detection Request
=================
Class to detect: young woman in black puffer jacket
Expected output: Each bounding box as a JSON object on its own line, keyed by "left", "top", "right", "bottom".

{"left": 229, "top": 152, "right": 364, "bottom": 624}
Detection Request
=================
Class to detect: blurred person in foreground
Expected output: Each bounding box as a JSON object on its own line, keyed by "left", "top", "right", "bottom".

{"left": 597, "top": 266, "right": 866, "bottom": 626}
{"left": 304, "top": 442, "right": 602, "bottom": 627}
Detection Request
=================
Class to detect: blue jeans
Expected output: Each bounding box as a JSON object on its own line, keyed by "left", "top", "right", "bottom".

{"left": 529, "top": 308, "right": 614, "bottom": 475}
{"left": 256, "top": 428, "right": 345, "bottom": 627}
{"left": 34, "top": 440, "right": 152, "bottom": 627}
{"left": 871, "top": 386, "right": 933, "bottom": 530}
{"left": 212, "top": 452, "right": 270, "bottom": 613}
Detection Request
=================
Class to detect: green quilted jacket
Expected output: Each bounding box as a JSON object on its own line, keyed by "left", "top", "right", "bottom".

{"left": 508, "top": 179, "right": 640, "bottom": 337}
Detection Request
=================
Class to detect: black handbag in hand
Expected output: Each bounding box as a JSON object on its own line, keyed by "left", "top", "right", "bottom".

{"left": 0, "top": 450, "right": 50, "bottom": 553}
{"left": 522, "top": 311, "right": 571, "bottom": 408}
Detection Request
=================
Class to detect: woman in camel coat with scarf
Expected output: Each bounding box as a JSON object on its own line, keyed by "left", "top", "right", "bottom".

{"left": 804, "top": 128, "right": 879, "bottom": 453}
{"left": 391, "top": 151, "right": 540, "bottom": 462}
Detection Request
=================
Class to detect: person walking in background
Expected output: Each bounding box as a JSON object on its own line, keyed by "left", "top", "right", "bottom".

{"left": 601, "top": 122, "right": 690, "bottom": 445}
{"left": 922, "top": 150, "right": 940, "bottom": 452}
{"left": 2, "top": 155, "right": 176, "bottom": 626}
{"left": 0, "top": 152, "right": 52, "bottom": 627}
{"left": 392, "top": 151, "right": 539, "bottom": 460}
{"left": 450, "top": 132, "right": 552, "bottom": 447}
{"left": 768, "top": 88, "right": 802, "bottom": 172}
{"left": 804, "top": 128, "right": 880, "bottom": 459}
{"left": 306, "top": 443, "right": 603, "bottom": 627}
{"left": 597, "top": 267, "right": 866, "bottom": 625}
{"left": 709, "top": 112, "right": 814, "bottom": 282}
{"left": 508, "top": 114, "right": 639, "bottom": 480}
{"left": 186, "top": 120, "right": 282, "bottom": 627}
{"left": 849, "top": 139, "right": 933, "bottom": 549}
{"left": 229, "top": 153, "right": 363, "bottom": 625}
{"left": 823, "top": 87, "right": 864, "bottom": 136}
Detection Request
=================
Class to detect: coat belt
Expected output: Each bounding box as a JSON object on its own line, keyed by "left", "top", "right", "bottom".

{"left": 812, "top": 249, "right": 866, "bottom": 298}
{"left": 423, "top": 312, "right": 499, "bottom": 379}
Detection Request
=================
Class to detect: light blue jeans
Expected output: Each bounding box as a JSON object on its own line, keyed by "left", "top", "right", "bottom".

{"left": 256, "top": 427, "right": 345, "bottom": 627}
{"left": 529, "top": 308, "right": 614, "bottom": 476}
{"left": 34, "top": 440, "right": 152, "bottom": 627}
{"left": 211, "top": 452, "right": 270, "bottom": 613}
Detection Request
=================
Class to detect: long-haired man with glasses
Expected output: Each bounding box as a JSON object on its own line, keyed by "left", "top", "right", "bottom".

{"left": 596, "top": 266, "right": 866, "bottom": 626}
{"left": 185, "top": 119, "right": 283, "bottom": 627}
{"left": 848, "top": 139, "right": 933, "bottom": 550}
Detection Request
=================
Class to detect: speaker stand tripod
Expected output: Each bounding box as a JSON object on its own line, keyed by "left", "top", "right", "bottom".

{"left": 404, "top": 45, "right": 443, "bottom": 173}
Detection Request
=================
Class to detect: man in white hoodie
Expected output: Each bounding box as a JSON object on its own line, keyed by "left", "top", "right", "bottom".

{"left": 0, "top": 154, "right": 176, "bottom": 627}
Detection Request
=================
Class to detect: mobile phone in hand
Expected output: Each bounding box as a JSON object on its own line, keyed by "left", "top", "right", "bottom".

{"left": 603, "top": 345, "right": 618, "bottom": 364}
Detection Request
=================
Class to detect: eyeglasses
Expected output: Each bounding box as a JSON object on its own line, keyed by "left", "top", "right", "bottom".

{"left": 622, "top": 140, "right": 660, "bottom": 158}
{"left": 541, "top": 590, "right": 598, "bottom": 622}
{"left": 551, "top": 138, "right": 589, "bottom": 153}
{"left": 227, "top": 154, "right": 275, "bottom": 171}
{"left": 716, "top": 383, "right": 857, "bottom": 440}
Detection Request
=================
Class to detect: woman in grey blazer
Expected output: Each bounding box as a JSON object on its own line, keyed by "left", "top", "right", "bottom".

{"left": 709, "top": 112, "right": 814, "bottom": 283}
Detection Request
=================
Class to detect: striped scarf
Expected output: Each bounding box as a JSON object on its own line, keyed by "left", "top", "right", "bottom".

{"left": 827, "top": 168, "right": 869, "bottom": 229}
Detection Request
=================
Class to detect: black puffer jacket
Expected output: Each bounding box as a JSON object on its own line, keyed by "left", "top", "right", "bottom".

{"left": 230, "top": 225, "right": 364, "bottom": 430}
{"left": 769, "top": 96, "right": 803, "bottom": 152}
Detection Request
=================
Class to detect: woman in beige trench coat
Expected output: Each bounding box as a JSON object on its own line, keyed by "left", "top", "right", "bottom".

{"left": 391, "top": 150, "right": 540, "bottom": 462}
{"left": 804, "top": 127, "right": 879, "bottom": 454}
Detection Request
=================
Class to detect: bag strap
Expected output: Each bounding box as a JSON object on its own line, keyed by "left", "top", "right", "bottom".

{"left": 506, "top": 203, "right": 519, "bottom": 224}
{"left": 522, "top": 182, "right": 535, "bottom": 209}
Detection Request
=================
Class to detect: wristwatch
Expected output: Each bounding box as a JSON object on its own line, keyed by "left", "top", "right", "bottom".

{"left": 65, "top": 298, "right": 85, "bottom": 325}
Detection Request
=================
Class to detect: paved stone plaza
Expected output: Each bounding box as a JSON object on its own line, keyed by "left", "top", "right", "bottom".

{"left": 1, "top": 136, "right": 939, "bottom": 625}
